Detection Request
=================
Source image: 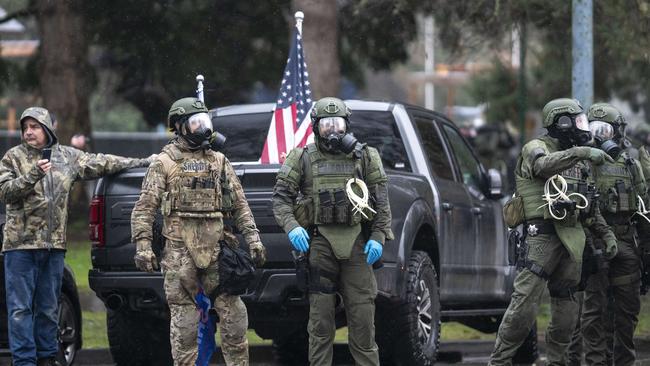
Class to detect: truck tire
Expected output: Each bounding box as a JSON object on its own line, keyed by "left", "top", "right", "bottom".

{"left": 512, "top": 321, "right": 539, "bottom": 365}
{"left": 57, "top": 291, "right": 80, "bottom": 366}
{"left": 271, "top": 328, "right": 309, "bottom": 365}
{"left": 380, "top": 250, "right": 441, "bottom": 365}
{"left": 107, "top": 310, "right": 173, "bottom": 366}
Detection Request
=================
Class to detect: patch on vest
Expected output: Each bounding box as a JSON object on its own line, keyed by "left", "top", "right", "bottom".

{"left": 318, "top": 162, "right": 355, "bottom": 175}
{"left": 183, "top": 160, "right": 210, "bottom": 173}
{"left": 561, "top": 165, "right": 584, "bottom": 179}
{"left": 598, "top": 165, "right": 628, "bottom": 177}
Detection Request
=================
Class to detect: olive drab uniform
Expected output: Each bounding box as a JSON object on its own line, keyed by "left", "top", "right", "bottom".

{"left": 273, "top": 143, "right": 392, "bottom": 366}
{"left": 490, "top": 135, "right": 615, "bottom": 366}
{"left": 580, "top": 152, "right": 649, "bottom": 366}
{"left": 131, "top": 138, "right": 262, "bottom": 366}
{"left": 640, "top": 146, "right": 650, "bottom": 182}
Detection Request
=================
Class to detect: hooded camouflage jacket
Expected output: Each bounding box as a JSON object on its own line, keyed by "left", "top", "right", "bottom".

{"left": 0, "top": 141, "right": 151, "bottom": 251}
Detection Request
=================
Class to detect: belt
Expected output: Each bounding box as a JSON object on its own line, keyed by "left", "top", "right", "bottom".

{"left": 525, "top": 219, "right": 555, "bottom": 237}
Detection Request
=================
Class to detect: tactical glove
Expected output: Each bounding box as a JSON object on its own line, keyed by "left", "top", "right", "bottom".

{"left": 134, "top": 240, "right": 158, "bottom": 272}
{"left": 604, "top": 238, "right": 618, "bottom": 260}
{"left": 575, "top": 147, "right": 615, "bottom": 165}
{"left": 249, "top": 241, "right": 267, "bottom": 267}
{"left": 288, "top": 227, "right": 310, "bottom": 252}
{"left": 364, "top": 240, "right": 383, "bottom": 265}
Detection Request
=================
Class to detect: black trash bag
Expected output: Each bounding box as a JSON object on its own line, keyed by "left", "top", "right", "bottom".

{"left": 213, "top": 242, "right": 256, "bottom": 296}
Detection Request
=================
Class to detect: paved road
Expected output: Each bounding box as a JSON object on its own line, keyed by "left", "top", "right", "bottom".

{"left": 5, "top": 339, "right": 650, "bottom": 365}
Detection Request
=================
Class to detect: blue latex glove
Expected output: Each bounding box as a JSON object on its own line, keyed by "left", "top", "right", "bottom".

{"left": 364, "top": 240, "right": 383, "bottom": 265}
{"left": 288, "top": 227, "right": 310, "bottom": 252}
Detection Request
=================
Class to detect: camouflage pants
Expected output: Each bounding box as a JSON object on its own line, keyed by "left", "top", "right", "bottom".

{"left": 582, "top": 237, "right": 640, "bottom": 366}
{"left": 162, "top": 240, "right": 249, "bottom": 366}
{"left": 489, "top": 233, "right": 581, "bottom": 366}
{"left": 308, "top": 235, "right": 379, "bottom": 366}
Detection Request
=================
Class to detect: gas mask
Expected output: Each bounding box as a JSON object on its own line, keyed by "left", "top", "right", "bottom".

{"left": 182, "top": 112, "right": 213, "bottom": 150}
{"left": 589, "top": 120, "right": 622, "bottom": 158}
{"left": 317, "top": 116, "right": 358, "bottom": 154}
{"left": 551, "top": 113, "right": 592, "bottom": 147}
{"left": 209, "top": 131, "right": 227, "bottom": 152}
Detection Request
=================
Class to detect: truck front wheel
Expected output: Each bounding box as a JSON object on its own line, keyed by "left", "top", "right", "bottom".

{"left": 377, "top": 250, "right": 441, "bottom": 365}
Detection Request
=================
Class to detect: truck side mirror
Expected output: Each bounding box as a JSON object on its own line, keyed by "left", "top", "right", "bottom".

{"left": 486, "top": 168, "right": 503, "bottom": 199}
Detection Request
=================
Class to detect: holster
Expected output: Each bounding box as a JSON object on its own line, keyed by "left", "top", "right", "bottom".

{"left": 294, "top": 253, "right": 310, "bottom": 294}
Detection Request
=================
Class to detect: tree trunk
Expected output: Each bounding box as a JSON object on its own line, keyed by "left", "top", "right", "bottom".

{"left": 36, "top": 0, "right": 92, "bottom": 149}
{"left": 293, "top": 0, "right": 340, "bottom": 99}
{"left": 36, "top": 0, "right": 92, "bottom": 214}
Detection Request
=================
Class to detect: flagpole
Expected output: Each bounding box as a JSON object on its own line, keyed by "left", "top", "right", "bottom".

{"left": 295, "top": 11, "right": 304, "bottom": 35}
{"left": 196, "top": 74, "right": 205, "bottom": 102}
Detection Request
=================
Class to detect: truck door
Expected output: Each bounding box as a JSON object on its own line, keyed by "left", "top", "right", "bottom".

{"left": 412, "top": 113, "right": 478, "bottom": 302}
{"left": 440, "top": 123, "right": 505, "bottom": 299}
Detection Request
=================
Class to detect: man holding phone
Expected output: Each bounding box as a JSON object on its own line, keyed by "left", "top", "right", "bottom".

{"left": 0, "top": 107, "right": 152, "bottom": 366}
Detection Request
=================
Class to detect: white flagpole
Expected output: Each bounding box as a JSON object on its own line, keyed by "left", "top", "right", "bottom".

{"left": 196, "top": 74, "right": 205, "bottom": 102}
{"left": 295, "top": 11, "right": 304, "bottom": 35}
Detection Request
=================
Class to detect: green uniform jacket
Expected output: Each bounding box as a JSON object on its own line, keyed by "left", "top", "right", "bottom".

{"left": 0, "top": 142, "right": 150, "bottom": 251}
{"left": 272, "top": 143, "right": 393, "bottom": 244}
{"left": 516, "top": 135, "right": 615, "bottom": 261}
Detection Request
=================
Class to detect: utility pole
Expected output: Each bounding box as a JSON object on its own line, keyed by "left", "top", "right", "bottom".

{"left": 424, "top": 16, "right": 435, "bottom": 110}
{"left": 572, "top": 0, "right": 593, "bottom": 107}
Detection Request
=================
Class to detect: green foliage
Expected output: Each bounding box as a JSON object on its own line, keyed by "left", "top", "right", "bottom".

{"left": 80, "top": 0, "right": 293, "bottom": 126}
{"left": 467, "top": 60, "right": 518, "bottom": 123}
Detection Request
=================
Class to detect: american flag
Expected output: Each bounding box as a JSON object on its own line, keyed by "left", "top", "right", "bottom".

{"left": 260, "top": 26, "right": 313, "bottom": 164}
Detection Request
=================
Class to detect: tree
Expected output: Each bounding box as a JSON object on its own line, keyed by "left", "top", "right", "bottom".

{"left": 293, "top": 0, "right": 339, "bottom": 99}
{"left": 36, "top": 0, "right": 93, "bottom": 148}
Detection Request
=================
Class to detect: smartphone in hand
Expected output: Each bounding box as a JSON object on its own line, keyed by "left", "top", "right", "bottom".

{"left": 41, "top": 148, "right": 52, "bottom": 161}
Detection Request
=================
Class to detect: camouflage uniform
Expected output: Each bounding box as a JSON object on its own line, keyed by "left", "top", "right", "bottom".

{"left": 490, "top": 135, "right": 616, "bottom": 366}
{"left": 273, "top": 141, "right": 392, "bottom": 366}
{"left": 0, "top": 107, "right": 150, "bottom": 365}
{"left": 640, "top": 145, "right": 650, "bottom": 181}
{"left": 131, "top": 137, "right": 263, "bottom": 366}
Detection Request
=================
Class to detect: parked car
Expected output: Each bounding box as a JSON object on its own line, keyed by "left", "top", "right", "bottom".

{"left": 88, "top": 100, "right": 536, "bottom": 365}
{"left": 0, "top": 204, "right": 83, "bottom": 365}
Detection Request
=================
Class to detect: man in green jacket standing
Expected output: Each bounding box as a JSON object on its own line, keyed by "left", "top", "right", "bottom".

{"left": 579, "top": 103, "right": 649, "bottom": 365}
{"left": 0, "top": 107, "right": 151, "bottom": 366}
{"left": 489, "top": 98, "right": 617, "bottom": 365}
{"left": 272, "top": 97, "right": 393, "bottom": 366}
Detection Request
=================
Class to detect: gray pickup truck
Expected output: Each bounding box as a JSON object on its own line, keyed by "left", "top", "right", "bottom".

{"left": 88, "top": 100, "right": 534, "bottom": 365}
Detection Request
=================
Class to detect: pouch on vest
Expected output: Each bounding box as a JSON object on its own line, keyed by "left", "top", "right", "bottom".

{"left": 161, "top": 192, "right": 172, "bottom": 216}
{"left": 293, "top": 197, "right": 314, "bottom": 228}
{"left": 616, "top": 180, "right": 630, "bottom": 212}
{"left": 319, "top": 190, "right": 334, "bottom": 224}
{"left": 333, "top": 189, "right": 349, "bottom": 225}
{"left": 503, "top": 194, "right": 525, "bottom": 228}
{"left": 220, "top": 165, "right": 233, "bottom": 214}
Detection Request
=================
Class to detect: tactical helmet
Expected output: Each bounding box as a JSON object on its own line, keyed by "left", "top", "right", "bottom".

{"left": 20, "top": 106, "right": 58, "bottom": 146}
{"left": 542, "top": 98, "right": 584, "bottom": 127}
{"left": 310, "top": 97, "right": 351, "bottom": 123}
{"left": 587, "top": 103, "right": 625, "bottom": 125}
{"left": 168, "top": 97, "right": 209, "bottom": 131}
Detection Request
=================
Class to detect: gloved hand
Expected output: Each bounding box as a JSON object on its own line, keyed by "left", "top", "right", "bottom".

{"left": 288, "top": 227, "right": 310, "bottom": 252}
{"left": 249, "top": 242, "right": 267, "bottom": 267}
{"left": 364, "top": 240, "right": 383, "bottom": 265}
{"left": 604, "top": 238, "right": 618, "bottom": 260}
{"left": 134, "top": 240, "right": 158, "bottom": 272}
{"left": 586, "top": 147, "right": 615, "bottom": 165}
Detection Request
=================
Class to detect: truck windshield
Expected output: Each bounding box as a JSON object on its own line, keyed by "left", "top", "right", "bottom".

{"left": 215, "top": 110, "right": 411, "bottom": 171}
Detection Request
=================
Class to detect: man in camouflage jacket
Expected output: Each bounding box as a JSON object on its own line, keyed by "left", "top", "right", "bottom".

{"left": 131, "top": 97, "right": 265, "bottom": 366}
{"left": 0, "top": 107, "right": 151, "bottom": 366}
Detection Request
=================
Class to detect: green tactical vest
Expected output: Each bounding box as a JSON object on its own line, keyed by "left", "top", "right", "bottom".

{"left": 515, "top": 136, "right": 588, "bottom": 262}
{"left": 305, "top": 143, "right": 367, "bottom": 259}
{"left": 592, "top": 153, "right": 639, "bottom": 216}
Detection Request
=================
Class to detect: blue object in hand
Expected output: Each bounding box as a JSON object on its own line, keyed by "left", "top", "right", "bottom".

{"left": 288, "top": 227, "right": 310, "bottom": 252}
{"left": 364, "top": 240, "right": 383, "bottom": 265}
